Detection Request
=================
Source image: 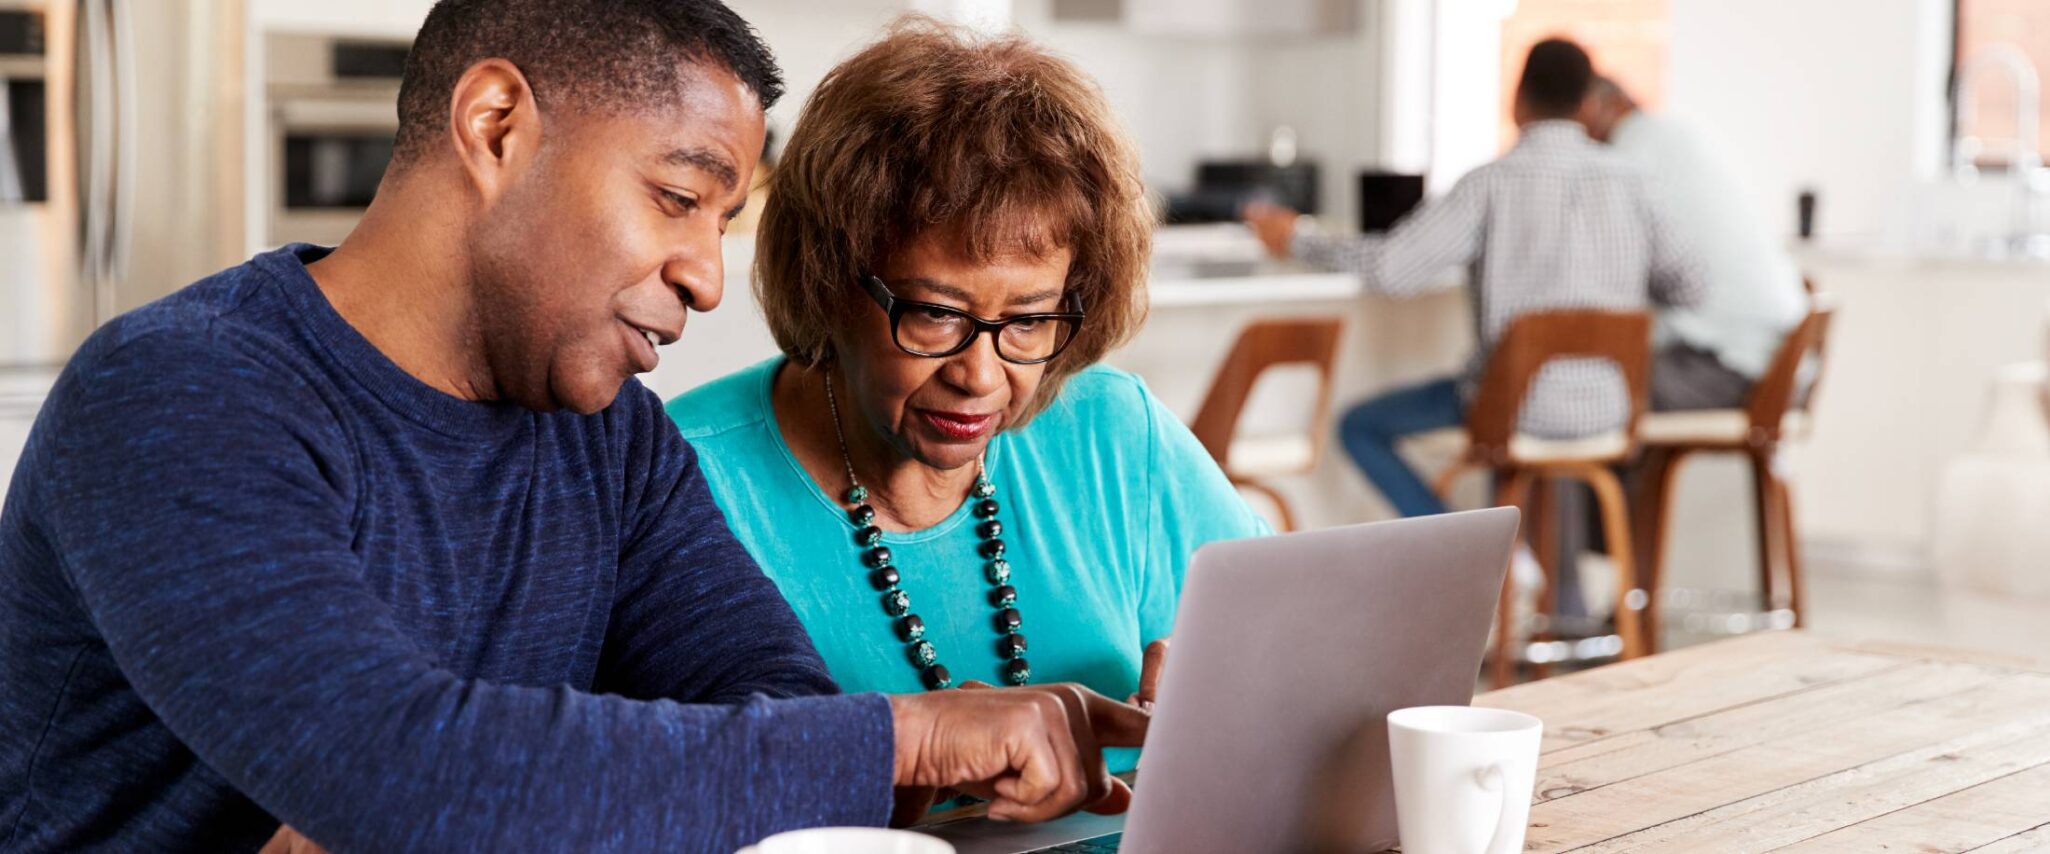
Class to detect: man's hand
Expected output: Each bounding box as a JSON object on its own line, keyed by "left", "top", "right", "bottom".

{"left": 889, "top": 683, "right": 1149, "bottom": 823}
{"left": 1241, "top": 201, "right": 1302, "bottom": 259}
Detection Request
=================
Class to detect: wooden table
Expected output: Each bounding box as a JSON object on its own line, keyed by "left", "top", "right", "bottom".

{"left": 1474, "top": 631, "right": 2050, "bottom": 852}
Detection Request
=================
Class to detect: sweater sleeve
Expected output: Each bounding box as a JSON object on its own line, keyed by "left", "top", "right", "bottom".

{"left": 597, "top": 384, "right": 847, "bottom": 706}
{"left": 1291, "top": 170, "right": 1487, "bottom": 299}
{"left": 41, "top": 328, "right": 894, "bottom": 852}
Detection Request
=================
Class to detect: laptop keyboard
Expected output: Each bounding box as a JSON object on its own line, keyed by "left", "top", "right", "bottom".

{"left": 1028, "top": 832, "right": 1122, "bottom": 852}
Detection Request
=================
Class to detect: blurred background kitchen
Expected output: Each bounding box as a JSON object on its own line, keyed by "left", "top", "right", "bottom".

{"left": 5, "top": 0, "right": 2050, "bottom": 678}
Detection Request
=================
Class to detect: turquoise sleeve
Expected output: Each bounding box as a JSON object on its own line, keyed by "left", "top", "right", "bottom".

{"left": 1134, "top": 379, "right": 1274, "bottom": 645}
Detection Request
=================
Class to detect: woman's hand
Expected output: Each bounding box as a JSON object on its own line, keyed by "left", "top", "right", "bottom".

{"left": 1130, "top": 638, "right": 1169, "bottom": 712}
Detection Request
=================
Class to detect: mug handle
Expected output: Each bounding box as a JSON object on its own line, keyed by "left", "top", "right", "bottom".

{"left": 1473, "top": 763, "right": 1517, "bottom": 854}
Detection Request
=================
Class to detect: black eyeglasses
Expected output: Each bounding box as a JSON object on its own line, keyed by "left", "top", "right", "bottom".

{"left": 859, "top": 274, "right": 1085, "bottom": 365}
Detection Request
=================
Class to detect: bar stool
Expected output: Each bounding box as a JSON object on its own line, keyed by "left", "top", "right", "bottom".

{"left": 1188, "top": 317, "right": 1346, "bottom": 532}
{"left": 1634, "top": 299, "right": 1836, "bottom": 648}
{"left": 1428, "top": 310, "right": 1653, "bottom": 688}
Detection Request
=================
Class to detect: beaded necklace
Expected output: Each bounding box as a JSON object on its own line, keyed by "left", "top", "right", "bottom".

{"left": 824, "top": 373, "right": 1030, "bottom": 689}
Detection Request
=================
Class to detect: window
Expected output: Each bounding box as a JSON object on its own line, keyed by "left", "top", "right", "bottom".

{"left": 1497, "top": 0, "right": 1669, "bottom": 152}
{"left": 1952, "top": 0, "right": 2050, "bottom": 169}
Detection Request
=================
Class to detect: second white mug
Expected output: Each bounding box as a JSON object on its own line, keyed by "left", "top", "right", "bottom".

{"left": 1386, "top": 705, "right": 1543, "bottom": 854}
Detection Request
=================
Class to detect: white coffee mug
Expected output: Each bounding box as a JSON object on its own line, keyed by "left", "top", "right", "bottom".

{"left": 1386, "top": 705, "right": 1543, "bottom": 854}
{"left": 735, "top": 827, "right": 954, "bottom": 854}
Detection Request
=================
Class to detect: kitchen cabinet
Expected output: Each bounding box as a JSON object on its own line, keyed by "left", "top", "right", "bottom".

{"left": 0, "top": 368, "right": 54, "bottom": 507}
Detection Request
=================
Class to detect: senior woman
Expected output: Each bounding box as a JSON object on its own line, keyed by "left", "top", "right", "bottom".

{"left": 666, "top": 22, "right": 1265, "bottom": 720}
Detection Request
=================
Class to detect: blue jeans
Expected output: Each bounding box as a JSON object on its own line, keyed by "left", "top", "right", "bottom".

{"left": 1337, "top": 378, "right": 1464, "bottom": 517}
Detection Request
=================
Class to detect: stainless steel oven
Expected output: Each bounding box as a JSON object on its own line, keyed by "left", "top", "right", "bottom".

{"left": 265, "top": 32, "right": 405, "bottom": 247}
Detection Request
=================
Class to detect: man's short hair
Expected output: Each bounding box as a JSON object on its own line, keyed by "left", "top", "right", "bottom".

{"left": 393, "top": 0, "right": 782, "bottom": 163}
{"left": 1516, "top": 38, "right": 1594, "bottom": 119}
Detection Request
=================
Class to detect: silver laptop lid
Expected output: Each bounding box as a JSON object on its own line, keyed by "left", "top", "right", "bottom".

{"left": 1119, "top": 508, "right": 1519, "bottom": 854}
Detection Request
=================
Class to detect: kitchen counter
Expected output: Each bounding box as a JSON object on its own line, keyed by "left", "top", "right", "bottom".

{"left": 1148, "top": 259, "right": 1366, "bottom": 308}
{"left": 1792, "top": 240, "right": 2050, "bottom": 274}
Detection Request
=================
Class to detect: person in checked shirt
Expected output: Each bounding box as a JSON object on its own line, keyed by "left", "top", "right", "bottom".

{"left": 1243, "top": 38, "right": 1705, "bottom": 519}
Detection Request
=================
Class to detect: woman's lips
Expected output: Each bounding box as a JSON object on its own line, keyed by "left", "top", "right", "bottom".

{"left": 919, "top": 409, "right": 996, "bottom": 440}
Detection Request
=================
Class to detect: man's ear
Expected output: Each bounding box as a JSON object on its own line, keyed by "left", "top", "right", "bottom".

{"left": 443, "top": 58, "right": 544, "bottom": 205}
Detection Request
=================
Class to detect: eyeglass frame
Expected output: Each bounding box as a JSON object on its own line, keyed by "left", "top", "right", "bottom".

{"left": 857, "top": 274, "right": 1087, "bottom": 365}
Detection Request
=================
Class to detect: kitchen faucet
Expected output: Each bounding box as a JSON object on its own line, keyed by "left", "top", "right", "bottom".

{"left": 1953, "top": 44, "right": 2050, "bottom": 258}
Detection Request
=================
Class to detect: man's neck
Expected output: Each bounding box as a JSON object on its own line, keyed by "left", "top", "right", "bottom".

{"left": 306, "top": 173, "right": 497, "bottom": 401}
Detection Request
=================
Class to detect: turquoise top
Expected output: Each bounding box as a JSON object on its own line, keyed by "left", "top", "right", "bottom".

{"left": 666, "top": 359, "right": 1267, "bottom": 744}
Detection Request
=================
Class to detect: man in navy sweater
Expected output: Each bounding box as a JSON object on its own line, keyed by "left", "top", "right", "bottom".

{"left": 0, "top": 1, "right": 1145, "bottom": 850}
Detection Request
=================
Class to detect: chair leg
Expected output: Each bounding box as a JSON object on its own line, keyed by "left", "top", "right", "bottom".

{"left": 1529, "top": 476, "right": 1557, "bottom": 681}
{"left": 1571, "top": 462, "right": 1647, "bottom": 660}
{"left": 1773, "top": 460, "right": 1808, "bottom": 629}
{"left": 1748, "top": 449, "right": 1784, "bottom": 616}
{"left": 1235, "top": 479, "right": 1298, "bottom": 533}
{"left": 1490, "top": 469, "right": 1532, "bottom": 690}
{"left": 1634, "top": 447, "right": 1690, "bottom": 653}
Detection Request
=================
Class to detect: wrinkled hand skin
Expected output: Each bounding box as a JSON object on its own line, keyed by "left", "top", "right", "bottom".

{"left": 889, "top": 682, "right": 1150, "bottom": 823}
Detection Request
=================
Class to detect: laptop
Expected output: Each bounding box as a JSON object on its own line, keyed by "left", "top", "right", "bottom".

{"left": 920, "top": 508, "right": 1519, "bottom": 853}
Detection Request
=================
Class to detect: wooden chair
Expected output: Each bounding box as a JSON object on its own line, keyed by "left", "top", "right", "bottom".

{"left": 1188, "top": 317, "right": 1346, "bottom": 532}
{"left": 1633, "top": 299, "right": 1836, "bottom": 648}
{"left": 1430, "top": 310, "right": 1653, "bottom": 689}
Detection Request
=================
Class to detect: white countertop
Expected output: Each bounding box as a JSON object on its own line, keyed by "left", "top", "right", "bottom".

{"left": 1149, "top": 264, "right": 1365, "bottom": 307}
{"left": 1148, "top": 225, "right": 1365, "bottom": 307}
{"left": 1793, "top": 239, "right": 2050, "bottom": 274}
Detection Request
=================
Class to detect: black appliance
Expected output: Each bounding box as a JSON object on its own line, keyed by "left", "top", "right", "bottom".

{"left": 1164, "top": 160, "right": 1320, "bottom": 224}
{"left": 1357, "top": 171, "right": 1425, "bottom": 233}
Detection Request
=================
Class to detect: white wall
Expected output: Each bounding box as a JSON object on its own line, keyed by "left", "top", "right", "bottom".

{"left": 724, "top": 0, "right": 908, "bottom": 148}
{"left": 1665, "top": 0, "right": 1955, "bottom": 242}
{"left": 1236, "top": 11, "right": 1386, "bottom": 227}
{"left": 1423, "top": 0, "right": 1512, "bottom": 194}
{"left": 1389, "top": 0, "right": 1958, "bottom": 243}
{"left": 1017, "top": 4, "right": 1259, "bottom": 194}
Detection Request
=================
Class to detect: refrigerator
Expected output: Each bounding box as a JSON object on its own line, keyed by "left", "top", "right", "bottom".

{"left": 1, "top": 0, "right": 249, "bottom": 372}
{"left": 1, "top": 0, "right": 249, "bottom": 497}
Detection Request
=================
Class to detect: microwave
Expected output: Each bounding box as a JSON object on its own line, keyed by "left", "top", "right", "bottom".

{"left": 265, "top": 33, "right": 406, "bottom": 247}
{"left": 0, "top": 6, "right": 46, "bottom": 204}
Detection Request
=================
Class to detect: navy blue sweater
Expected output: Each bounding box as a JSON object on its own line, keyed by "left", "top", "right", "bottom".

{"left": 0, "top": 245, "right": 894, "bottom": 851}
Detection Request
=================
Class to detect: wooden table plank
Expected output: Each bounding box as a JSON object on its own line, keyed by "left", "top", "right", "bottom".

{"left": 1843, "top": 640, "right": 2050, "bottom": 675}
{"left": 1475, "top": 632, "right": 1903, "bottom": 754}
{"left": 1570, "top": 702, "right": 2050, "bottom": 852}
{"left": 1531, "top": 659, "right": 2013, "bottom": 804}
{"left": 1473, "top": 632, "right": 2050, "bottom": 853}
{"left": 1775, "top": 760, "right": 2050, "bottom": 852}
{"left": 1526, "top": 674, "right": 2050, "bottom": 851}
{"left": 1973, "top": 822, "right": 2050, "bottom": 853}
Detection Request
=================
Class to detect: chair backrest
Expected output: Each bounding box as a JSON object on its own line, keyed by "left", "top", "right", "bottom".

{"left": 1743, "top": 297, "right": 1836, "bottom": 446}
{"left": 1188, "top": 317, "right": 1346, "bottom": 471}
{"left": 1464, "top": 310, "right": 1652, "bottom": 463}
